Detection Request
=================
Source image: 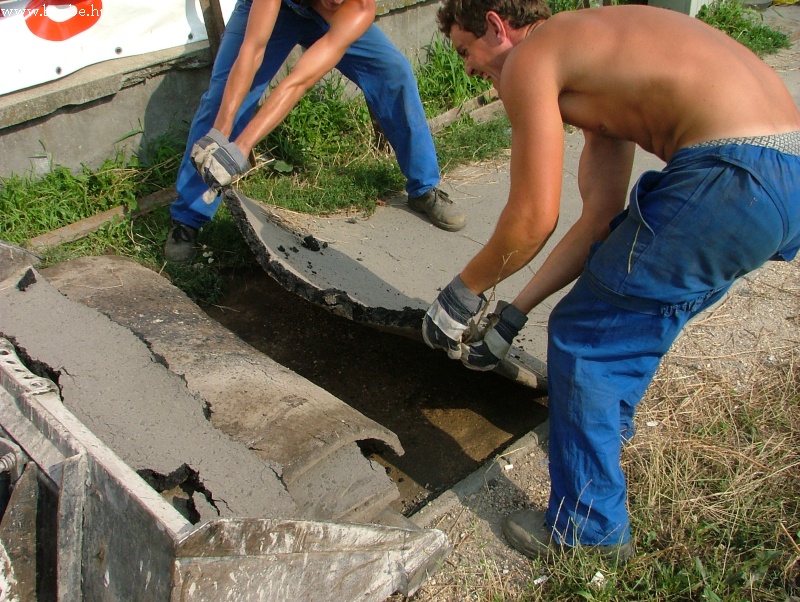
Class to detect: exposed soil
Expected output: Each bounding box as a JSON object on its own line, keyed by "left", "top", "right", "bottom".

{"left": 204, "top": 268, "right": 549, "bottom": 514}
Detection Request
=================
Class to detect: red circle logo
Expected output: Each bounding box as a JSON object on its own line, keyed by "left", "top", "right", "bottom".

{"left": 25, "top": 0, "right": 102, "bottom": 41}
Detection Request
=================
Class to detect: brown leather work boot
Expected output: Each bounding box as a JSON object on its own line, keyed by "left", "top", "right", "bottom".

{"left": 407, "top": 188, "right": 466, "bottom": 232}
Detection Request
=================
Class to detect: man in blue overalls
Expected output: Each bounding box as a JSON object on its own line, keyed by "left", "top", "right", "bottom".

{"left": 165, "top": 0, "right": 465, "bottom": 263}
{"left": 423, "top": 0, "right": 800, "bottom": 562}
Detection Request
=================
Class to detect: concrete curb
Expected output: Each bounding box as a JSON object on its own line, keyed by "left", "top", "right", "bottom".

{"left": 410, "top": 420, "right": 549, "bottom": 529}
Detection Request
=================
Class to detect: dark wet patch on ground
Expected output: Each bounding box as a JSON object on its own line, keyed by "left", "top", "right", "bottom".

{"left": 204, "top": 268, "right": 548, "bottom": 513}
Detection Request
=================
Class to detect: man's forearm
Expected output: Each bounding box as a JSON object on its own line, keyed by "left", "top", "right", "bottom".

{"left": 460, "top": 241, "right": 540, "bottom": 296}
{"left": 460, "top": 215, "right": 555, "bottom": 296}
{"left": 234, "top": 77, "right": 307, "bottom": 153}
{"left": 213, "top": 51, "right": 265, "bottom": 139}
{"left": 510, "top": 216, "right": 602, "bottom": 314}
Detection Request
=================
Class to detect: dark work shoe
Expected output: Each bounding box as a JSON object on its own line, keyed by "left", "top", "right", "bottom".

{"left": 164, "top": 220, "right": 198, "bottom": 264}
{"left": 502, "top": 509, "right": 561, "bottom": 560}
{"left": 502, "top": 509, "right": 634, "bottom": 564}
{"left": 407, "top": 188, "right": 466, "bottom": 232}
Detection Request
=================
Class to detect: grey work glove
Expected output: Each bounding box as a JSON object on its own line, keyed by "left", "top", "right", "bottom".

{"left": 460, "top": 301, "right": 527, "bottom": 371}
{"left": 422, "top": 275, "right": 486, "bottom": 360}
{"left": 190, "top": 128, "right": 250, "bottom": 203}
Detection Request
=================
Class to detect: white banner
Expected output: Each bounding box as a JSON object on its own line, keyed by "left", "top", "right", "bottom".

{"left": 0, "top": 0, "right": 236, "bottom": 96}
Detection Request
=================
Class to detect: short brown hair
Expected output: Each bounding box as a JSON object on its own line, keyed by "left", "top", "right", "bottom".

{"left": 437, "top": 0, "right": 551, "bottom": 38}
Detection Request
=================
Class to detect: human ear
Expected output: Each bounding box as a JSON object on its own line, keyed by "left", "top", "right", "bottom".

{"left": 484, "top": 11, "right": 506, "bottom": 43}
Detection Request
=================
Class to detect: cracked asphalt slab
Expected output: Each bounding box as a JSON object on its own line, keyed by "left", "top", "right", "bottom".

{"left": 0, "top": 266, "right": 297, "bottom": 520}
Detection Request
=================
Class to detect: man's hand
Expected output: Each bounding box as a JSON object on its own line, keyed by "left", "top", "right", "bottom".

{"left": 190, "top": 129, "right": 250, "bottom": 203}
{"left": 460, "top": 301, "right": 527, "bottom": 371}
{"left": 423, "top": 276, "right": 486, "bottom": 360}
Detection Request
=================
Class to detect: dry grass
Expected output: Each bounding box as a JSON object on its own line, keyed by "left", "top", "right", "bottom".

{"left": 401, "top": 260, "right": 800, "bottom": 602}
{"left": 621, "top": 260, "right": 800, "bottom": 600}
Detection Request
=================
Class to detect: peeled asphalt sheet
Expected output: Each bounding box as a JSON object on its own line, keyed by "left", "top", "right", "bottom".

{"left": 229, "top": 4, "right": 800, "bottom": 382}
{"left": 0, "top": 267, "right": 297, "bottom": 520}
{"left": 0, "top": 252, "right": 411, "bottom": 524}
{"left": 229, "top": 130, "right": 666, "bottom": 386}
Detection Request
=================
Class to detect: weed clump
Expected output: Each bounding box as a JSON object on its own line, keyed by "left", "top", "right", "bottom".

{"left": 698, "top": 0, "right": 791, "bottom": 55}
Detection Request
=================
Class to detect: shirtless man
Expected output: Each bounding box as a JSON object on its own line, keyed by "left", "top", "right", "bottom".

{"left": 424, "top": 0, "right": 800, "bottom": 561}
{"left": 165, "top": 0, "right": 465, "bottom": 263}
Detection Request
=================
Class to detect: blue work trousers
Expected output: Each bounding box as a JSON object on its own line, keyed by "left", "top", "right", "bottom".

{"left": 171, "top": 0, "right": 440, "bottom": 229}
{"left": 545, "top": 143, "right": 800, "bottom": 547}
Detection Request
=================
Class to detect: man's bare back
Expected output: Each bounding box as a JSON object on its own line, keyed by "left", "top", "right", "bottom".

{"left": 443, "top": 4, "right": 800, "bottom": 301}
{"left": 506, "top": 5, "right": 800, "bottom": 162}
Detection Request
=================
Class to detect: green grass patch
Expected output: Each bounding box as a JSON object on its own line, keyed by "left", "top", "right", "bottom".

{"left": 698, "top": 0, "right": 791, "bottom": 55}
{"left": 437, "top": 115, "right": 511, "bottom": 172}
{"left": 260, "top": 75, "right": 374, "bottom": 169}
{"left": 416, "top": 36, "right": 494, "bottom": 117}
{"left": 0, "top": 36, "right": 509, "bottom": 305}
{"left": 239, "top": 159, "right": 404, "bottom": 216}
{"left": 0, "top": 132, "right": 183, "bottom": 246}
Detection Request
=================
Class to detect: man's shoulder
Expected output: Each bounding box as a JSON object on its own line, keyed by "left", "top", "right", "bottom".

{"left": 307, "top": 0, "right": 376, "bottom": 23}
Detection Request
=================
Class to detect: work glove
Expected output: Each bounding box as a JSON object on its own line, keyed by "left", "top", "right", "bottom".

{"left": 190, "top": 128, "right": 250, "bottom": 203}
{"left": 460, "top": 301, "right": 527, "bottom": 371}
{"left": 422, "top": 275, "right": 486, "bottom": 360}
